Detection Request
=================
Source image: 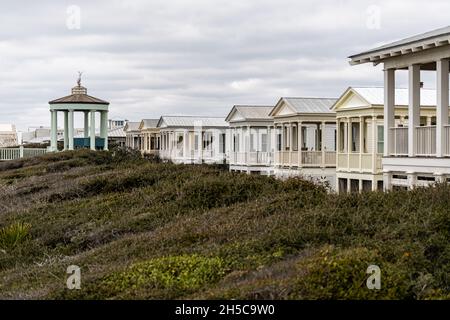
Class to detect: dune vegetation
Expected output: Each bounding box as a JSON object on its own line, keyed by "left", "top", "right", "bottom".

{"left": 0, "top": 149, "right": 448, "bottom": 299}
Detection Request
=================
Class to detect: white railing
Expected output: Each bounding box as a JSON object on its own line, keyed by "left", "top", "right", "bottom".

{"left": 0, "top": 147, "right": 47, "bottom": 161}
{"left": 416, "top": 126, "right": 436, "bottom": 156}
{"left": 301, "top": 151, "right": 321, "bottom": 166}
{"left": 445, "top": 125, "right": 450, "bottom": 156}
{"left": 325, "top": 151, "right": 336, "bottom": 166}
{"left": 390, "top": 127, "right": 408, "bottom": 156}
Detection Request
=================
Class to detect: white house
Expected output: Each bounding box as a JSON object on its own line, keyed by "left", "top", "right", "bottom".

{"left": 157, "top": 116, "right": 229, "bottom": 164}
{"left": 139, "top": 119, "right": 160, "bottom": 156}
{"left": 350, "top": 26, "right": 450, "bottom": 189}
{"left": 0, "top": 124, "right": 17, "bottom": 147}
{"left": 269, "top": 97, "right": 338, "bottom": 189}
{"left": 332, "top": 87, "right": 444, "bottom": 193}
{"left": 225, "top": 105, "right": 275, "bottom": 175}
{"left": 124, "top": 121, "right": 142, "bottom": 150}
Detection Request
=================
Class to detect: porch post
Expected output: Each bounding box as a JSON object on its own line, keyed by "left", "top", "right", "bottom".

{"left": 84, "top": 111, "right": 89, "bottom": 138}
{"left": 408, "top": 64, "right": 421, "bottom": 157}
{"left": 372, "top": 116, "right": 378, "bottom": 174}
{"left": 384, "top": 68, "right": 395, "bottom": 157}
{"left": 347, "top": 117, "right": 351, "bottom": 170}
{"left": 90, "top": 110, "right": 96, "bottom": 151}
{"left": 298, "top": 121, "right": 303, "bottom": 168}
{"left": 321, "top": 121, "right": 326, "bottom": 168}
{"left": 359, "top": 116, "right": 364, "bottom": 171}
{"left": 68, "top": 110, "right": 74, "bottom": 150}
{"left": 50, "top": 110, "right": 58, "bottom": 152}
{"left": 436, "top": 58, "right": 449, "bottom": 157}
{"left": 288, "top": 122, "right": 293, "bottom": 167}
{"left": 100, "top": 111, "right": 108, "bottom": 150}
{"left": 64, "top": 111, "right": 69, "bottom": 150}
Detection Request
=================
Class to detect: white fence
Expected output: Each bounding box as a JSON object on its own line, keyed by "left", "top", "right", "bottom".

{"left": 0, "top": 147, "right": 47, "bottom": 161}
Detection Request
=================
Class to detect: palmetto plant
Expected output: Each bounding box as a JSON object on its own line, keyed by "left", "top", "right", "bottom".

{"left": 0, "top": 222, "right": 31, "bottom": 250}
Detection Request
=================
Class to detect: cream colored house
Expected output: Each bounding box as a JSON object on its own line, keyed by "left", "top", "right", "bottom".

{"left": 157, "top": 116, "right": 229, "bottom": 164}
{"left": 269, "top": 97, "right": 337, "bottom": 189}
{"left": 333, "top": 87, "right": 442, "bottom": 193}
{"left": 124, "top": 121, "right": 142, "bottom": 150}
{"left": 226, "top": 105, "right": 275, "bottom": 175}
{"left": 139, "top": 119, "right": 160, "bottom": 156}
{"left": 350, "top": 26, "right": 450, "bottom": 190}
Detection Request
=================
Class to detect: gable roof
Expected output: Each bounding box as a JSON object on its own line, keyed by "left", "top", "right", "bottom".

{"left": 157, "top": 116, "right": 228, "bottom": 128}
{"left": 270, "top": 97, "right": 337, "bottom": 117}
{"left": 108, "top": 126, "right": 126, "bottom": 138}
{"left": 139, "top": 119, "right": 159, "bottom": 130}
{"left": 333, "top": 87, "right": 445, "bottom": 110}
{"left": 225, "top": 105, "right": 273, "bottom": 122}
{"left": 124, "top": 122, "right": 141, "bottom": 132}
{"left": 349, "top": 26, "right": 450, "bottom": 65}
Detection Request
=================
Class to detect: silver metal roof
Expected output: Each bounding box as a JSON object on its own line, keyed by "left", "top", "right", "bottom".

{"left": 140, "top": 119, "right": 159, "bottom": 129}
{"left": 283, "top": 97, "right": 337, "bottom": 114}
{"left": 225, "top": 105, "right": 273, "bottom": 122}
{"left": 124, "top": 122, "right": 141, "bottom": 132}
{"left": 349, "top": 26, "right": 450, "bottom": 65}
{"left": 158, "top": 116, "right": 228, "bottom": 128}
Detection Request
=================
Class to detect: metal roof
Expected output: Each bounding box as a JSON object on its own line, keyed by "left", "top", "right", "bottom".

{"left": 124, "top": 122, "right": 141, "bottom": 132}
{"left": 108, "top": 126, "right": 126, "bottom": 138}
{"left": 349, "top": 26, "right": 450, "bottom": 65}
{"left": 351, "top": 87, "right": 445, "bottom": 106}
{"left": 283, "top": 97, "right": 337, "bottom": 114}
{"left": 140, "top": 119, "right": 159, "bottom": 129}
{"left": 158, "top": 116, "right": 228, "bottom": 128}
{"left": 225, "top": 105, "right": 273, "bottom": 122}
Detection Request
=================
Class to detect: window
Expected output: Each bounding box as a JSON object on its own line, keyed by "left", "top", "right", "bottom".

{"left": 377, "top": 125, "right": 384, "bottom": 154}
{"left": 219, "top": 133, "right": 226, "bottom": 153}
{"left": 250, "top": 133, "right": 255, "bottom": 152}
{"left": 150, "top": 137, "right": 155, "bottom": 150}
{"left": 292, "top": 126, "right": 298, "bottom": 151}
{"left": 277, "top": 133, "right": 282, "bottom": 151}
{"left": 261, "top": 134, "right": 268, "bottom": 152}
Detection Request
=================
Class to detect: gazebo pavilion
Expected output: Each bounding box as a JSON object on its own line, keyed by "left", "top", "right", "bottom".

{"left": 49, "top": 78, "right": 110, "bottom": 152}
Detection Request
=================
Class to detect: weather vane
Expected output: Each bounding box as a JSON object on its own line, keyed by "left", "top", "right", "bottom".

{"left": 77, "top": 71, "right": 83, "bottom": 86}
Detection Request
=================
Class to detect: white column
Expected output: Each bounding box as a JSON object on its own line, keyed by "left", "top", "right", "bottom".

{"left": 64, "top": 111, "right": 69, "bottom": 150}
{"left": 288, "top": 122, "right": 293, "bottom": 166}
{"left": 298, "top": 121, "right": 303, "bottom": 167}
{"left": 84, "top": 111, "right": 89, "bottom": 138}
{"left": 183, "top": 129, "right": 188, "bottom": 159}
{"left": 50, "top": 110, "right": 58, "bottom": 151}
{"left": 68, "top": 110, "right": 74, "bottom": 150}
{"left": 321, "top": 121, "right": 326, "bottom": 167}
{"left": 100, "top": 111, "right": 108, "bottom": 150}
{"left": 90, "top": 110, "right": 96, "bottom": 151}
{"left": 407, "top": 172, "right": 417, "bottom": 189}
{"left": 347, "top": 117, "right": 352, "bottom": 170}
{"left": 359, "top": 116, "right": 364, "bottom": 171}
{"left": 408, "top": 64, "right": 421, "bottom": 157}
{"left": 372, "top": 116, "right": 378, "bottom": 173}
{"left": 384, "top": 68, "right": 395, "bottom": 157}
{"left": 383, "top": 171, "right": 392, "bottom": 191}
{"left": 436, "top": 59, "right": 449, "bottom": 157}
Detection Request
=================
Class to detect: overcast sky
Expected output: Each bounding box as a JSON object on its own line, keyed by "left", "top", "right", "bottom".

{"left": 1, "top": 0, "right": 450, "bottom": 130}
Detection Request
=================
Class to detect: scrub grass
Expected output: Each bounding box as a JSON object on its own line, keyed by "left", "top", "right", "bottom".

{"left": 0, "top": 149, "right": 448, "bottom": 300}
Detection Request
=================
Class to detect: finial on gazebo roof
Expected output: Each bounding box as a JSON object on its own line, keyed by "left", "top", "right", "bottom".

{"left": 77, "top": 71, "right": 83, "bottom": 87}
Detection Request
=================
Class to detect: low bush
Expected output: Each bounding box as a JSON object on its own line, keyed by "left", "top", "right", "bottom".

{"left": 0, "top": 222, "right": 32, "bottom": 250}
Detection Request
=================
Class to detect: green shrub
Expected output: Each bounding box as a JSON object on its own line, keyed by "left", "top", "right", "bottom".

{"left": 0, "top": 222, "right": 32, "bottom": 250}
{"left": 291, "top": 246, "right": 413, "bottom": 299}
{"left": 93, "top": 255, "right": 226, "bottom": 298}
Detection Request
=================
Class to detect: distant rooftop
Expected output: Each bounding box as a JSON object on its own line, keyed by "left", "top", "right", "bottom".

{"left": 226, "top": 105, "right": 273, "bottom": 122}
{"left": 157, "top": 116, "right": 228, "bottom": 128}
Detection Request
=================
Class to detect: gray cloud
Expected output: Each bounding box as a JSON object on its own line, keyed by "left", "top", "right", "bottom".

{"left": 1, "top": 0, "right": 449, "bottom": 130}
